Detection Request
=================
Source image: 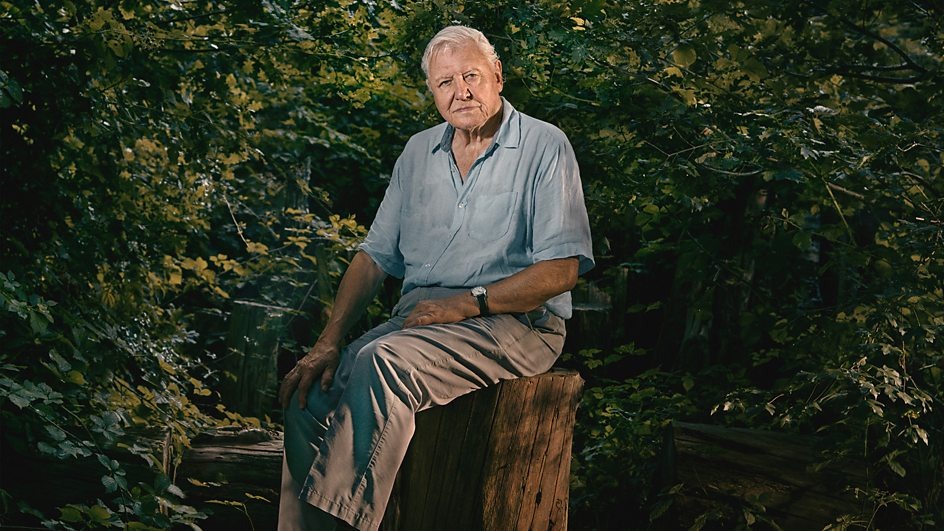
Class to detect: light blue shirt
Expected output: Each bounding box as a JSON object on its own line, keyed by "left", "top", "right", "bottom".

{"left": 360, "top": 98, "right": 594, "bottom": 319}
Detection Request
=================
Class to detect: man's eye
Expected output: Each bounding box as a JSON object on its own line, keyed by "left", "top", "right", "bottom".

{"left": 439, "top": 80, "right": 451, "bottom": 88}
{"left": 464, "top": 73, "right": 478, "bottom": 81}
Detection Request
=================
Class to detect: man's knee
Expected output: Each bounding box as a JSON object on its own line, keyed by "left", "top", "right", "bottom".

{"left": 284, "top": 392, "right": 332, "bottom": 448}
{"left": 357, "top": 333, "right": 420, "bottom": 371}
{"left": 351, "top": 334, "right": 430, "bottom": 407}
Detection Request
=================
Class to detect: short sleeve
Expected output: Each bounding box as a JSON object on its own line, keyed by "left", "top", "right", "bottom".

{"left": 530, "top": 132, "right": 594, "bottom": 275}
{"left": 358, "top": 158, "right": 406, "bottom": 278}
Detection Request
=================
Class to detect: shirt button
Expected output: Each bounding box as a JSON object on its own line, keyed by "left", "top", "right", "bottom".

{"left": 458, "top": 202, "right": 466, "bottom": 208}
{"left": 424, "top": 264, "right": 431, "bottom": 268}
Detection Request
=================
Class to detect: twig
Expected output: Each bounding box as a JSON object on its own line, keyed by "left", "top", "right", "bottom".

{"left": 827, "top": 182, "right": 865, "bottom": 200}
{"left": 698, "top": 164, "right": 763, "bottom": 177}
{"left": 823, "top": 177, "right": 857, "bottom": 245}
{"left": 223, "top": 193, "right": 250, "bottom": 247}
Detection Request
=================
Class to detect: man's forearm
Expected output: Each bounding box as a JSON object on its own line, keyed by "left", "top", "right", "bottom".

{"left": 403, "top": 257, "right": 578, "bottom": 328}
{"left": 318, "top": 250, "right": 388, "bottom": 345}
{"left": 482, "top": 257, "right": 578, "bottom": 315}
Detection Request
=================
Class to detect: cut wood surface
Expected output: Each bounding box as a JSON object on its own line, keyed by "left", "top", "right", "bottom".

{"left": 663, "top": 421, "right": 869, "bottom": 529}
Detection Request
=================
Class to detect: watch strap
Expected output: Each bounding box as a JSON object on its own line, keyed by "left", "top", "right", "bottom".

{"left": 472, "top": 287, "right": 489, "bottom": 316}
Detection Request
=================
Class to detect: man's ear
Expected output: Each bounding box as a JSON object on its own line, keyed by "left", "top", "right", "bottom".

{"left": 494, "top": 60, "right": 504, "bottom": 88}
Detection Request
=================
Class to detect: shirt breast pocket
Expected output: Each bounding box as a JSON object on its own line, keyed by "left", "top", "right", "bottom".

{"left": 467, "top": 192, "right": 518, "bottom": 242}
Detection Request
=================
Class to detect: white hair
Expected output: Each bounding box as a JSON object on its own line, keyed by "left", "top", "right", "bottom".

{"left": 421, "top": 25, "right": 500, "bottom": 78}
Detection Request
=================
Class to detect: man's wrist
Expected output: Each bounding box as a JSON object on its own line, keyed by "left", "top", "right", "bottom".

{"left": 315, "top": 328, "right": 344, "bottom": 348}
{"left": 471, "top": 286, "right": 489, "bottom": 316}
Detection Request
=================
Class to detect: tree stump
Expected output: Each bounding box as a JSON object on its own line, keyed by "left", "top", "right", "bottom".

{"left": 381, "top": 369, "right": 584, "bottom": 531}
{"left": 219, "top": 299, "right": 294, "bottom": 418}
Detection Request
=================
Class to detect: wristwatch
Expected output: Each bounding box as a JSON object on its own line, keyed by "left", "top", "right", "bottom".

{"left": 471, "top": 286, "right": 489, "bottom": 316}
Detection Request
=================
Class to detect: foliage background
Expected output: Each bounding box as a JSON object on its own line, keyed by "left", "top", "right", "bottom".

{"left": 1, "top": 0, "right": 941, "bottom": 529}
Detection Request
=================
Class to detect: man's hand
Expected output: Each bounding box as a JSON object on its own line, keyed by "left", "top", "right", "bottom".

{"left": 278, "top": 340, "right": 341, "bottom": 409}
{"left": 403, "top": 295, "right": 477, "bottom": 328}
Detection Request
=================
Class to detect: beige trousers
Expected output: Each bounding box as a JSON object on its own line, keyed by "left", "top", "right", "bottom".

{"left": 278, "top": 287, "right": 565, "bottom": 531}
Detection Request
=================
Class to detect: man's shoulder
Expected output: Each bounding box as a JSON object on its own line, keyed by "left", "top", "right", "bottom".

{"left": 402, "top": 121, "right": 449, "bottom": 154}
{"left": 515, "top": 108, "right": 573, "bottom": 150}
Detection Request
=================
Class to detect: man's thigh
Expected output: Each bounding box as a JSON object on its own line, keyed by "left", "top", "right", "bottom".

{"left": 346, "top": 313, "right": 564, "bottom": 411}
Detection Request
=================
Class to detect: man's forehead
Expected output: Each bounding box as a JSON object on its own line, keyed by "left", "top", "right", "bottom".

{"left": 428, "top": 45, "right": 494, "bottom": 75}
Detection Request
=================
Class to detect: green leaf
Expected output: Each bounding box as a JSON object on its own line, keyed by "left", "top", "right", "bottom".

{"left": 741, "top": 57, "right": 768, "bottom": 81}
{"left": 66, "top": 370, "right": 87, "bottom": 385}
{"left": 888, "top": 460, "right": 907, "bottom": 478}
{"left": 102, "top": 474, "right": 118, "bottom": 493}
{"left": 28, "top": 310, "right": 49, "bottom": 335}
{"left": 167, "top": 484, "right": 185, "bottom": 498}
{"left": 88, "top": 504, "right": 112, "bottom": 523}
{"left": 59, "top": 505, "right": 83, "bottom": 523}
{"left": 45, "top": 424, "right": 68, "bottom": 442}
{"left": 672, "top": 45, "right": 697, "bottom": 68}
{"left": 7, "top": 391, "right": 31, "bottom": 408}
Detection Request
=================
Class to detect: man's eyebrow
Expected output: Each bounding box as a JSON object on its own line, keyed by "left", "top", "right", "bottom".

{"left": 432, "top": 68, "right": 482, "bottom": 83}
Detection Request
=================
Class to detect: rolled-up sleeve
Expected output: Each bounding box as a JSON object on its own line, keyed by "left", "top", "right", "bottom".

{"left": 359, "top": 159, "right": 406, "bottom": 279}
{"left": 530, "top": 133, "right": 594, "bottom": 275}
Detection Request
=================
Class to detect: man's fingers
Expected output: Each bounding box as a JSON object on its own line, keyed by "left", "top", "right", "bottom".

{"left": 321, "top": 365, "right": 336, "bottom": 391}
{"left": 295, "top": 370, "right": 317, "bottom": 409}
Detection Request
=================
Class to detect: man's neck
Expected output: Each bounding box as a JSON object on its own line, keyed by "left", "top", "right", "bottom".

{"left": 451, "top": 107, "right": 503, "bottom": 154}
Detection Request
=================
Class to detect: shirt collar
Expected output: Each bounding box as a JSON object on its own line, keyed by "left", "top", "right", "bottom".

{"left": 435, "top": 97, "right": 521, "bottom": 154}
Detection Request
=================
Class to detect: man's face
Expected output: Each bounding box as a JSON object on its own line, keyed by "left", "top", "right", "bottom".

{"left": 426, "top": 43, "right": 503, "bottom": 133}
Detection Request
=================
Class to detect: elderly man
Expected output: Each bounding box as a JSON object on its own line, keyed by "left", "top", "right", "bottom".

{"left": 277, "top": 25, "right": 593, "bottom": 530}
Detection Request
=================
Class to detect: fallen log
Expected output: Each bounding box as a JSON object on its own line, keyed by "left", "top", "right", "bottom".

{"left": 660, "top": 421, "right": 869, "bottom": 529}
{"left": 178, "top": 427, "right": 284, "bottom": 528}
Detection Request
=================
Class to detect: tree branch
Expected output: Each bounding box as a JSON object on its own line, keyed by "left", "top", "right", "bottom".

{"left": 824, "top": 68, "right": 930, "bottom": 84}
{"left": 798, "top": 0, "right": 933, "bottom": 84}
{"left": 825, "top": 7, "right": 929, "bottom": 74}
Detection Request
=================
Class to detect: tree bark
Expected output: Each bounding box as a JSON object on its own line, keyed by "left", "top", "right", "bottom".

{"left": 382, "top": 369, "right": 584, "bottom": 531}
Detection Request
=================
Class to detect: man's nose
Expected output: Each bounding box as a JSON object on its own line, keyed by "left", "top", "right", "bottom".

{"left": 453, "top": 78, "right": 472, "bottom": 100}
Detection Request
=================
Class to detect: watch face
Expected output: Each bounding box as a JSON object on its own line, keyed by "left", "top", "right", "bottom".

{"left": 472, "top": 286, "right": 486, "bottom": 296}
